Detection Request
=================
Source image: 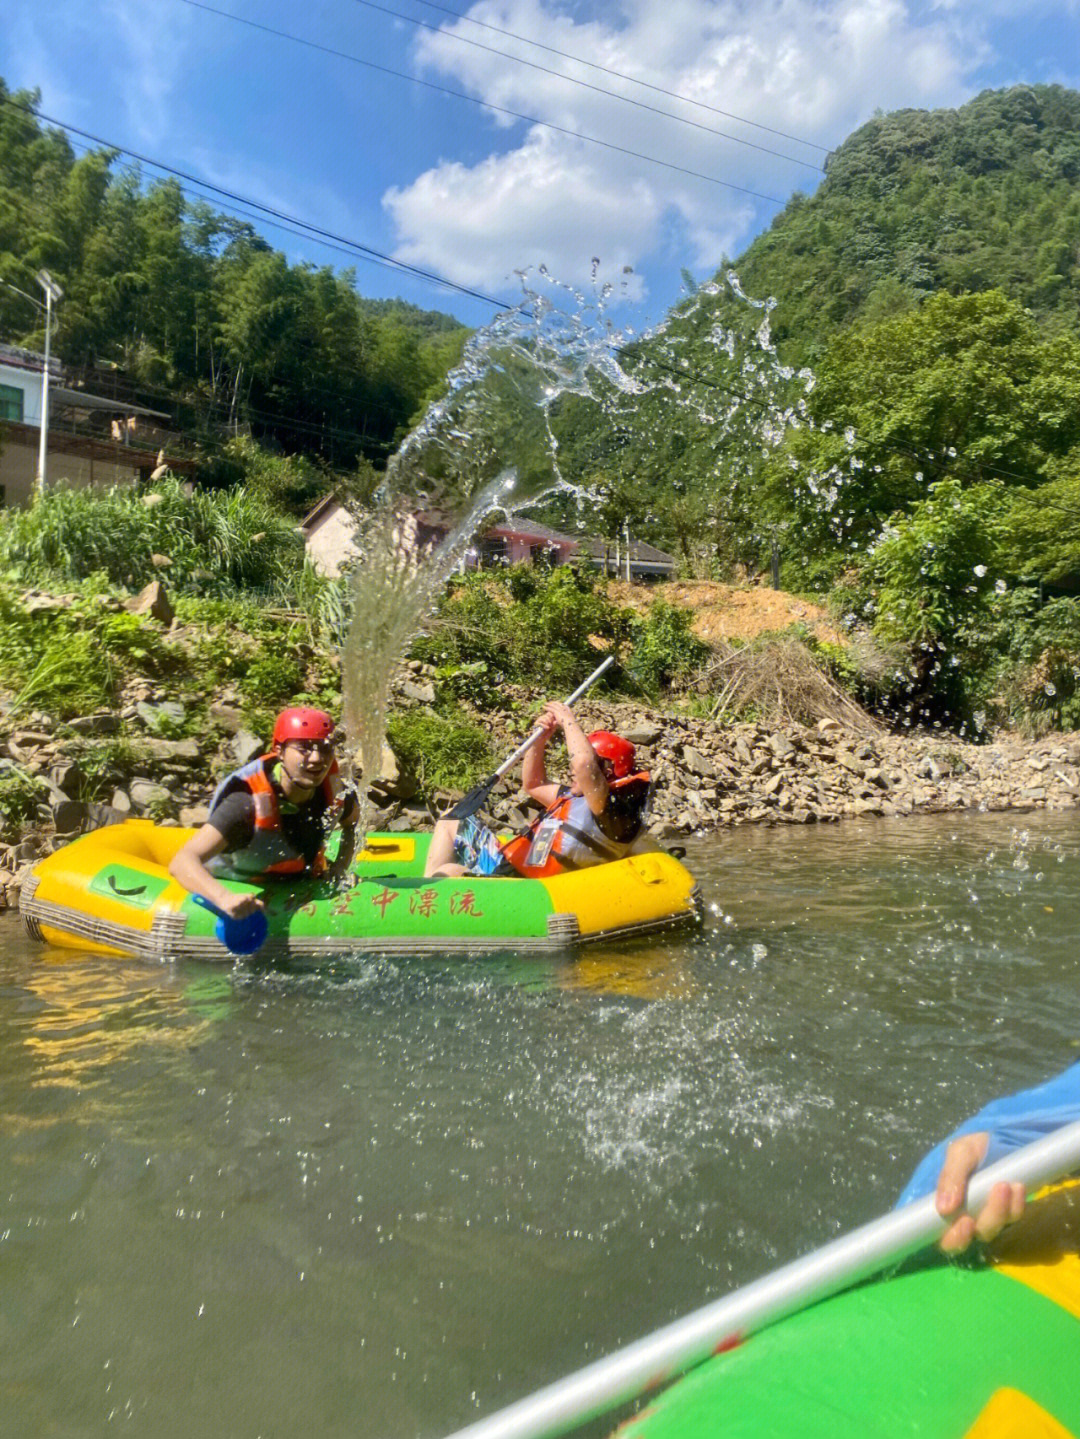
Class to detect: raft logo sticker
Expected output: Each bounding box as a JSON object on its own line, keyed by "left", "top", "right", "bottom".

{"left": 366, "top": 883, "right": 485, "bottom": 921}
{"left": 90, "top": 865, "right": 171, "bottom": 909}
{"left": 449, "top": 889, "right": 483, "bottom": 918}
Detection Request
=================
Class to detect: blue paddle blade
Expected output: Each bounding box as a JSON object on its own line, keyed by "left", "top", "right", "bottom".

{"left": 192, "top": 894, "right": 268, "bottom": 955}
{"left": 217, "top": 908, "right": 268, "bottom": 954}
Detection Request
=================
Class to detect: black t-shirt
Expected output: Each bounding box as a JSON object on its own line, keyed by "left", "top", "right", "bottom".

{"left": 210, "top": 767, "right": 355, "bottom": 868}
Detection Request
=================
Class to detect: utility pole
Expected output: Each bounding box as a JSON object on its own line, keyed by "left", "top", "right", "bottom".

{"left": 34, "top": 269, "right": 63, "bottom": 499}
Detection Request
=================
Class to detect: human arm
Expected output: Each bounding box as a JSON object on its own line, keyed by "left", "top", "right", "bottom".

{"left": 520, "top": 704, "right": 561, "bottom": 808}
{"left": 897, "top": 1061, "right": 1080, "bottom": 1251}
{"left": 168, "top": 822, "right": 264, "bottom": 920}
{"left": 523, "top": 701, "right": 609, "bottom": 815}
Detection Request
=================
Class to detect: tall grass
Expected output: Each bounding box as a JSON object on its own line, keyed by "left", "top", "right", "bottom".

{"left": 0, "top": 474, "right": 305, "bottom": 596}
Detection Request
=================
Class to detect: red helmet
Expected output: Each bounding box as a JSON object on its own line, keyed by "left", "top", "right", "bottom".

{"left": 272, "top": 707, "right": 336, "bottom": 747}
{"left": 588, "top": 730, "right": 636, "bottom": 779}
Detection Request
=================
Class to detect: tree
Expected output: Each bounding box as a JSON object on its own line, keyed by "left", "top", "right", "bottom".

{"left": 843, "top": 478, "right": 1005, "bottom": 719}
{"left": 768, "top": 290, "right": 1080, "bottom": 584}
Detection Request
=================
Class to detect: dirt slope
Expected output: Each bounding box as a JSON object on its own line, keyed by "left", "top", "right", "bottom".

{"left": 605, "top": 580, "right": 842, "bottom": 646}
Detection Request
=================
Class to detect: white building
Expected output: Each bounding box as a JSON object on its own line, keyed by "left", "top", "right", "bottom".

{"left": 0, "top": 342, "right": 190, "bottom": 506}
{"left": 0, "top": 341, "right": 59, "bottom": 426}
{"left": 298, "top": 493, "right": 675, "bottom": 581}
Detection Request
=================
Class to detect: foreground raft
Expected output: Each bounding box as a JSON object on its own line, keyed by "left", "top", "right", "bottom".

{"left": 618, "top": 1177, "right": 1080, "bottom": 1439}
{"left": 20, "top": 820, "right": 700, "bottom": 960}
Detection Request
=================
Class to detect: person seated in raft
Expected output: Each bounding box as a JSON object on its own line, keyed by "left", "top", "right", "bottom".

{"left": 423, "top": 700, "right": 654, "bottom": 879}
{"left": 897, "top": 1059, "right": 1080, "bottom": 1252}
{"left": 169, "top": 706, "right": 360, "bottom": 920}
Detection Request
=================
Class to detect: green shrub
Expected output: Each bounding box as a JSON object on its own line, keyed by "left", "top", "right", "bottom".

{"left": 0, "top": 474, "right": 305, "bottom": 596}
{"left": 839, "top": 479, "right": 1004, "bottom": 722}
{"left": 411, "top": 564, "right": 627, "bottom": 692}
{"left": 982, "top": 592, "right": 1080, "bottom": 733}
{"left": 627, "top": 600, "right": 709, "bottom": 694}
{"left": 0, "top": 766, "right": 47, "bottom": 837}
{"left": 432, "top": 660, "right": 501, "bottom": 710}
{"left": 239, "top": 652, "right": 307, "bottom": 709}
{"left": 386, "top": 709, "right": 493, "bottom": 792}
{"left": 64, "top": 737, "right": 149, "bottom": 802}
{"left": 10, "top": 632, "right": 115, "bottom": 718}
{"left": 0, "top": 582, "right": 188, "bottom": 718}
{"left": 95, "top": 611, "right": 176, "bottom": 672}
{"left": 410, "top": 576, "right": 503, "bottom": 671}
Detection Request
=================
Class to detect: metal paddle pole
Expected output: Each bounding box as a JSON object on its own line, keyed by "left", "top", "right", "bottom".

{"left": 448, "top": 655, "right": 615, "bottom": 820}
{"left": 441, "top": 1117, "right": 1080, "bottom": 1439}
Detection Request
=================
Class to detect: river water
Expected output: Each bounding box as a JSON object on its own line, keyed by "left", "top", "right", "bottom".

{"left": 2, "top": 810, "right": 1078, "bottom": 1438}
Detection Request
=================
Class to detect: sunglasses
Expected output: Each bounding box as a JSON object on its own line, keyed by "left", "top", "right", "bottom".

{"left": 288, "top": 738, "right": 335, "bottom": 757}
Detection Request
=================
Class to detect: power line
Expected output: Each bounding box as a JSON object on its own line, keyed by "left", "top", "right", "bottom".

{"left": 341, "top": 0, "right": 825, "bottom": 174}
{"left": 389, "top": 0, "right": 833, "bottom": 154}
{"left": 174, "top": 0, "right": 790, "bottom": 207}
{"left": 0, "top": 95, "right": 511, "bottom": 314}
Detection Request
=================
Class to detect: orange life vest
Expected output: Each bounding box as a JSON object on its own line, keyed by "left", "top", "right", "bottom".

{"left": 501, "top": 774, "right": 652, "bottom": 879}
{"left": 208, "top": 754, "right": 342, "bottom": 879}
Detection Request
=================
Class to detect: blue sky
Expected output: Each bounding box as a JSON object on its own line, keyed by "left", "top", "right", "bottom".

{"left": 3, "top": 0, "right": 1079, "bottom": 329}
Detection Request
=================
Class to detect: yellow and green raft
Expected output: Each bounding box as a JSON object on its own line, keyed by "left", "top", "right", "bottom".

{"left": 20, "top": 819, "right": 699, "bottom": 960}
{"left": 618, "top": 1178, "right": 1080, "bottom": 1439}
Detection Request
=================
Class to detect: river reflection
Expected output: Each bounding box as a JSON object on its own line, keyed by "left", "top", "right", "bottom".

{"left": 1, "top": 811, "right": 1078, "bottom": 1437}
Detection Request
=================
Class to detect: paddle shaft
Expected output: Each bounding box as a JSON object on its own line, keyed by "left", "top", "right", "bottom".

{"left": 441, "top": 1117, "right": 1080, "bottom": 1439}
{"left": 449, "top": 656, "right": 615, "bottom": 819}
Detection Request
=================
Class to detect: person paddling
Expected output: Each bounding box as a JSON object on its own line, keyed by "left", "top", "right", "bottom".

{"left": 423, "top": 699, "right": 653, "bottom": 878}
{"left": 169, "top": 707, "right": 359, "bottom": 920}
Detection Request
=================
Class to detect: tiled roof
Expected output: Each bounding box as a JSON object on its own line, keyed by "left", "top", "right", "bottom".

{"left": 579, "top": 536, "right": 677, "bottom": 565}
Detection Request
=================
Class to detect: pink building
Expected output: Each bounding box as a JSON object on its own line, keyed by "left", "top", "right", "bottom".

{"left": 299, "top": 495, "right": 580, "bottom": 579}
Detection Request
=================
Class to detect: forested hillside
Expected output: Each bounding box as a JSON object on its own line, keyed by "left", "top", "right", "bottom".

{"left": 736, "top": 84, "right": 1080, "bottom": 360}
{"left": 532, "top": 86, "right": 1080, "bottom": 729}
{"left": 4, "top": 76, "right": 1080, "bottom": 733}
{"left": 0, "top": 81, "right": 469, "bottom": 483}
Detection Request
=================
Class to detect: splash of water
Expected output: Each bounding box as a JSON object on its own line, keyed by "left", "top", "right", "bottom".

{"left": 340, "top": 271, "right": 647, "bottom": 810}
{"left": 338, "top": 268, "right": 817, "bottom": 826}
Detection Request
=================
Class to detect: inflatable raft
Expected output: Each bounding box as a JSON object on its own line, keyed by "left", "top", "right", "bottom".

{"left": 618, "top": 1177, "right": 1080, "bottom": 1439}
{"left": 20, "top": 820, "right": 700, "bottom": 960}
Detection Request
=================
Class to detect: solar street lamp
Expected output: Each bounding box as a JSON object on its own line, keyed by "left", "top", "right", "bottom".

{"left": 35, "top": 268, "right": 63, "bottom": 498}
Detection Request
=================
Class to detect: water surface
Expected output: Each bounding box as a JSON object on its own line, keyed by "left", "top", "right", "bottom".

{"left": 2, "top": 811, "right": 1078, "bottom": 1436}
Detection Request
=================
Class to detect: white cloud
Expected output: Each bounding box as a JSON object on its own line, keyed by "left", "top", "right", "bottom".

{"left": 384, "top": 128, "right": 659, "bottom": 298}
{"left": 384, "top": 0, "right": 1015, "bottom": 296}
{"left": 101, "top": 0, "right": 199, "bottom": 146}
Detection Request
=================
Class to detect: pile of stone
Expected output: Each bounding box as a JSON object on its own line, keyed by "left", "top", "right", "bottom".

{"left": 568, "top": 705, "right": 1080, "bottom": 837}
{"left": 374, "top": 683, "right": 1080, "bottom": 839}
{"left": 3, "top": 657, "right": 1079, "bottom": 911}
{"left": 575, "top": 699, "right": 1080, "bottom": 834}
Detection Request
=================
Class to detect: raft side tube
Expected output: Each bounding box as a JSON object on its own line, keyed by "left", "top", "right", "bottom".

{"left": 21, "top": 822, "right": 700, "bottom": 959}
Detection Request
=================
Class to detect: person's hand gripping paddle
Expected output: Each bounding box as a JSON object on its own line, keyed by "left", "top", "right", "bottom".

{"left": 448, "top": 656, "right": 615, "bottom": 821}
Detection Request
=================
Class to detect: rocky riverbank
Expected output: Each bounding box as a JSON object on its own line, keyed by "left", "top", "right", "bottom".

{"left": 2, "top": 658, "right": 1079, "bottom": 911}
